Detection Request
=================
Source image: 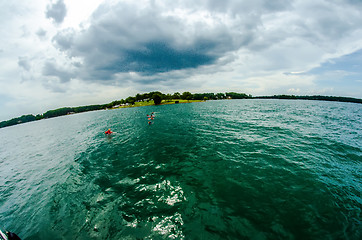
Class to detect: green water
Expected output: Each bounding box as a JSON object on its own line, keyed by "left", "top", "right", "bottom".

{"left": 0, "top": 100, "right": 361, "bottom": 239}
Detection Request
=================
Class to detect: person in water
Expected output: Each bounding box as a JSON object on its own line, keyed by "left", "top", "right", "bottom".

{"left": 147, "top": 112, "right": 155, "bottom": 125}
{"left": 147, "top": 113, "right": 155, "bottom": 120}
{"left": 105, "top": 129, "right": 112, "bottom": 135}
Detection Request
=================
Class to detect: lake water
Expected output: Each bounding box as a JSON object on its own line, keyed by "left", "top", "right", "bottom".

{"left": 0, "top": 100, "right": 361, "bottom": 239}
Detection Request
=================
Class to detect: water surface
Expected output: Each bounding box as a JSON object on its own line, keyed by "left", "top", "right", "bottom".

{"left": 0, "top": 100, "right": 361, "bottom": 239}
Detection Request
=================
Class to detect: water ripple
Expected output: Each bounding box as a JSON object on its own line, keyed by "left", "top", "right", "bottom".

{"left": 0, "top": 100, "right": 361, "bottom": 239}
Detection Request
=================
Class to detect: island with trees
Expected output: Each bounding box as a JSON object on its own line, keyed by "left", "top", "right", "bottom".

{"left": 0, "top": 91, "right": 361, "bottom": 129}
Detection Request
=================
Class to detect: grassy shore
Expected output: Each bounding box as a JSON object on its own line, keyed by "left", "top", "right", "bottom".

{"left": 115, "top": 99, "right": 204, "bottom": 109}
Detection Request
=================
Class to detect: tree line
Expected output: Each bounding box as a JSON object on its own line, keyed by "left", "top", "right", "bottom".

{"left": 255, "top": 95, "right": 362, "bottom": 103}
{"left": 0, "top": 104, "right": 107, "bottom": 129}
{"left": 1, "top": 92, "right": 361, "bottom": 129}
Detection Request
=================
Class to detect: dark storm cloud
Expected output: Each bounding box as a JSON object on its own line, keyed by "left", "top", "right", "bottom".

{"left": 94, "top": 41, "right": 215, "bottom": 74}
{"left": 48, "top": 0, "right": 362, "bottom": 87}
{"left": 51, "top": 0, "right": 260, "bottom": 81}
{"left": 46, "top": 0, "right": 67, "bottom": 24}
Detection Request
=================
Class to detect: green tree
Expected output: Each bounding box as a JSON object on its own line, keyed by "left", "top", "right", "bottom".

{"left": 35, "top": 114, "right": 43, "bottom": 120}
{"left": 216, "top": 93, "right": 225, "bottom": 99}
{"left": 193, "top": 93, "right": 215, "bottom": 100}
{"left": 181, "top": 91, "right": 193, "bottom": 100}
{"left": 135, "top": 93, "right": 142, "bottom": 102}
{"left": 152, "top": 93, "right": 162, "bottom": 105}
{"left": 126, "top": 96, "right": 135, "bottom": 105}
{"left": 225, "top": 92, "right": 251, "bottom": 99}
{"left": 142, "top": 93, "right": 150, "bottom": 101}
{"left": 172, "top": 92, "right": 181, "bottom": 99}
{"left": 165, "top": 94, "right": 173, "bottom": 101}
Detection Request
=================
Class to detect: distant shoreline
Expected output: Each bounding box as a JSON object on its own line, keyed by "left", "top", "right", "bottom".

{"left": 1, "top": 93, "right": 361, "bottom": 129}
{"left": 253, "top": 95, "right": 362, "bottom": 104}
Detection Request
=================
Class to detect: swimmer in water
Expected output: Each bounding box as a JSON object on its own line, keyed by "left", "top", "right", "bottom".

{"left": 105, "top": 129, "right": 113, "bottom": 135}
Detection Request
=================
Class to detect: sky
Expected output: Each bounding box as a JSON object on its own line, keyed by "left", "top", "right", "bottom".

{"left": 1, "top": 0, "right": 362, "bottom": 121}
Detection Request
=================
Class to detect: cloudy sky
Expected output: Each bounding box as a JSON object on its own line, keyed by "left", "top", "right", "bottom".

{"left": 1, "top": 0, "right": 362, "bottom": 121}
